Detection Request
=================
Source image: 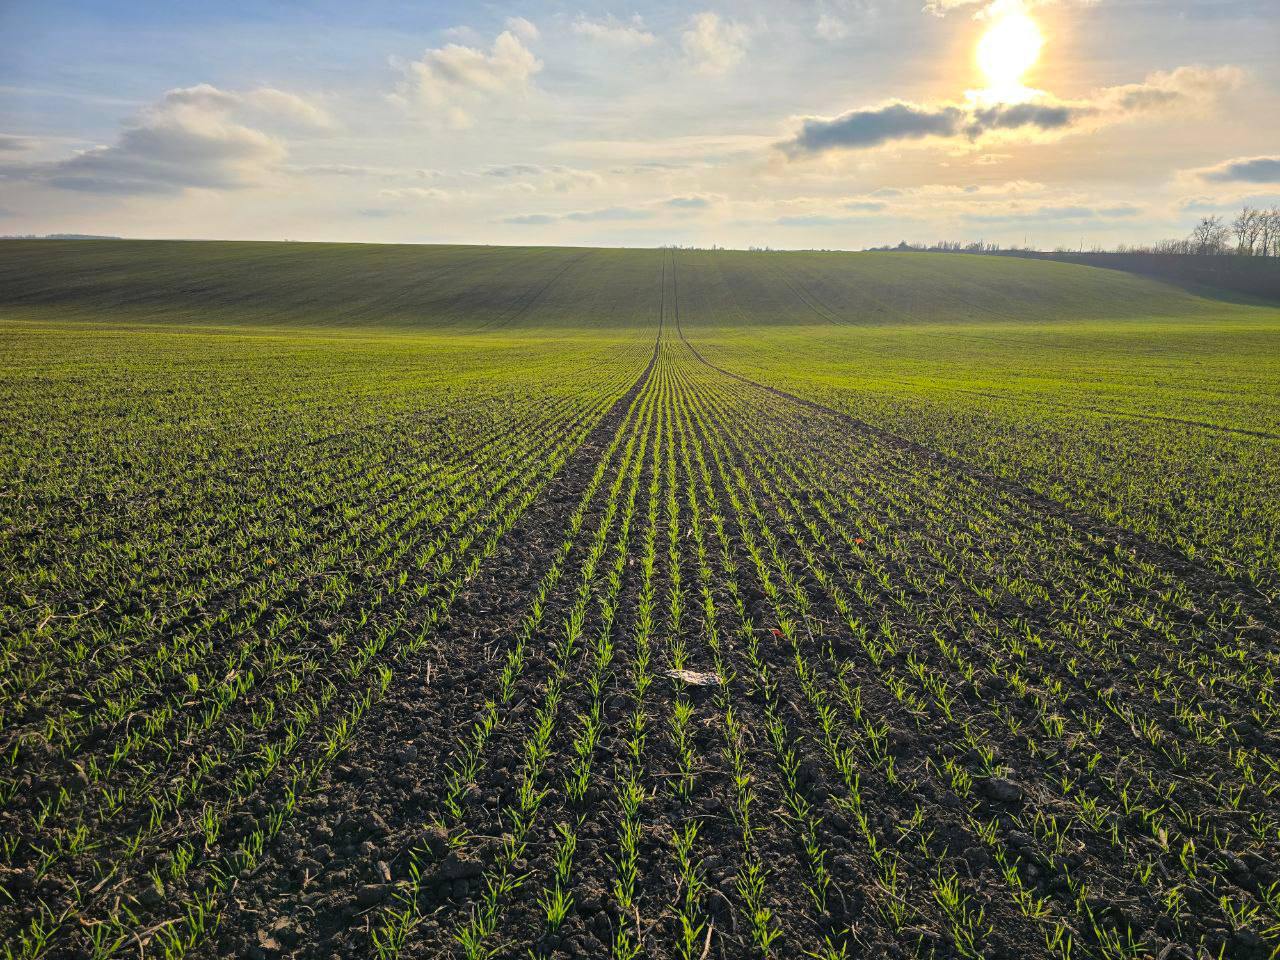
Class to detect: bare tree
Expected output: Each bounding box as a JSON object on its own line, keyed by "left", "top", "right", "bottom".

{"left": 1263, "top": 207, "right": 1280, "bottom": 258}
{"left": 1232, "top": 207, "right": 1250, "bottom": 254}
{"left": 1233, "top": 206, "right": 1263, "bottom": 255}
{"left": 1191, "top": 215, "right": 1230, "bottom": 255}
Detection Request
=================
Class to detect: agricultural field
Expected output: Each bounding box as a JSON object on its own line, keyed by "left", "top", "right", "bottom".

{"left": 2, "top": 241, "right": 1279, "bottom": 960}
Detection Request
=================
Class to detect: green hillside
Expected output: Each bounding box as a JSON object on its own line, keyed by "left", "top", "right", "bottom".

{"left": 0, "top": 239, "right": 1266, "bottom": 329}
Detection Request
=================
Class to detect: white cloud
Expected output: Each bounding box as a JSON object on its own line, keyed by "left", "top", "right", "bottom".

{"left": 244, "top": 87, "right": 334, "bottom": 129}
{"left": 572, "top": 14, "right": 656, "bottom": 47}
{"left": 814, "top": 0, "right": 876, "bottom": 40}
{"left": 505, "top": 17, "right": 539, "bottom": 42}
{"left": 159, "top": 84, "right": 331, "bottom": 128}
{"left": 397, "top": 29, "right": 542, "bottom": 128}
{"left": 925, "top": 0, "right": 1096, "bottom": 19}
{"left": 682, "top": 12, "right": 748, "bottom": 76}
{"left": 481, "top": 163, "right": 603, "bottom": 192}
{"left": 1098, "top": 65, "right": 1243, "bottom": 115}
{"left": 159, "top": 84, "right": 241, "bottom": 112}
{"left": 9, "top": 84, "right": 293, "bottom": 195}
{"left": 815, "top": 12, "right": 850, "bottom": 40}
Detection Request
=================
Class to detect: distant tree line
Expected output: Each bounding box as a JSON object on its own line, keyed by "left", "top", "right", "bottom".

{"left": 869, "top": 205, "right": 1280, "bottom": 300}
{"left": 868, "top": 239, "right": 1012, "bottom": 253}
{"left": 0, "top": 233, "right": 123, "bottom": 241}
{"left": 872, "top": 206, "right": 1280, "bottom": 259}
{"left": 1173, "top": 207, "right": 1280, "bottom": 258}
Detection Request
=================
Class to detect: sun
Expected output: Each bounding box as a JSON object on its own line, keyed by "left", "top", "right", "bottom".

{"left": 976, "top": 10, "right": 1043, "bottom": 95}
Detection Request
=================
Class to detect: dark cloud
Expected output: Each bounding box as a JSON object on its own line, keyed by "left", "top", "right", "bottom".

{"left": 783, "top": 99, "right": 1092, "bottom": 156}
{"left": 843, "top": 200, "right": 887, "bottom": 212}
{"left": 785, "top": 102, "right": 963, "bottom": 155}
{"left": 0, "top": 135, "right": 33, "bottom": 152}
{"left": 781, "top": 66, "right": 1240, "bottom": 157}
{"left": 964, "top": 102, "right": 1084, "bottom": 139}
{"left": 665, "top": 196, "right": 712, "bottom": 208}
{"left": 504, "top": 213, "right": 557, "bottom": 225}
{"left": 1199, "top": 156, "right": 1280, "bottom": 184}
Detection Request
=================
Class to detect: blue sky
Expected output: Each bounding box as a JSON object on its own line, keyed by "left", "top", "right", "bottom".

{"left": 1, "top": 0, "right": 1277, "bottom": 247}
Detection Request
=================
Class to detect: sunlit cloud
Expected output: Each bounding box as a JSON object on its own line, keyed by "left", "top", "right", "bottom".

{"left": 682, "top": 12, "right": 749, "bottom": 75}
{"left": 243, "top": 88, "right": 335, "bottom": 130}
{"left": 925, "top": 0, "right": 1096, "bottom": 20}
{"left": 394, "top": 28, "right": 541, "bottom": 129}
{"left": 572, "top": 15, "right": 656, "bottom": 47}
{"left": 505, "top": 17, "right": 539, "bottom": 42}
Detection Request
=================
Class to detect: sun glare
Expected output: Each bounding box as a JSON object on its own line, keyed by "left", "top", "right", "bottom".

{"left": 976, "top": 10, "right": 1043, "bottom": 96}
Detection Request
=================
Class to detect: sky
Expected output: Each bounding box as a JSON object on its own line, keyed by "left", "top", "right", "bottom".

{"left": 1, "top": 0, "right": 1277, "bottom": 249}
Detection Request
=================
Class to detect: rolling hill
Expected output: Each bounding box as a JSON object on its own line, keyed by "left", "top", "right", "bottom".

{"left": 0, "top": 239, "right": 1267, "bottom": 329}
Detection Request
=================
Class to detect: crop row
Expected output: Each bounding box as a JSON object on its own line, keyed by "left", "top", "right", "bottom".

{"left": 0, "top": 327, "right": 655, "bottom": 957}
